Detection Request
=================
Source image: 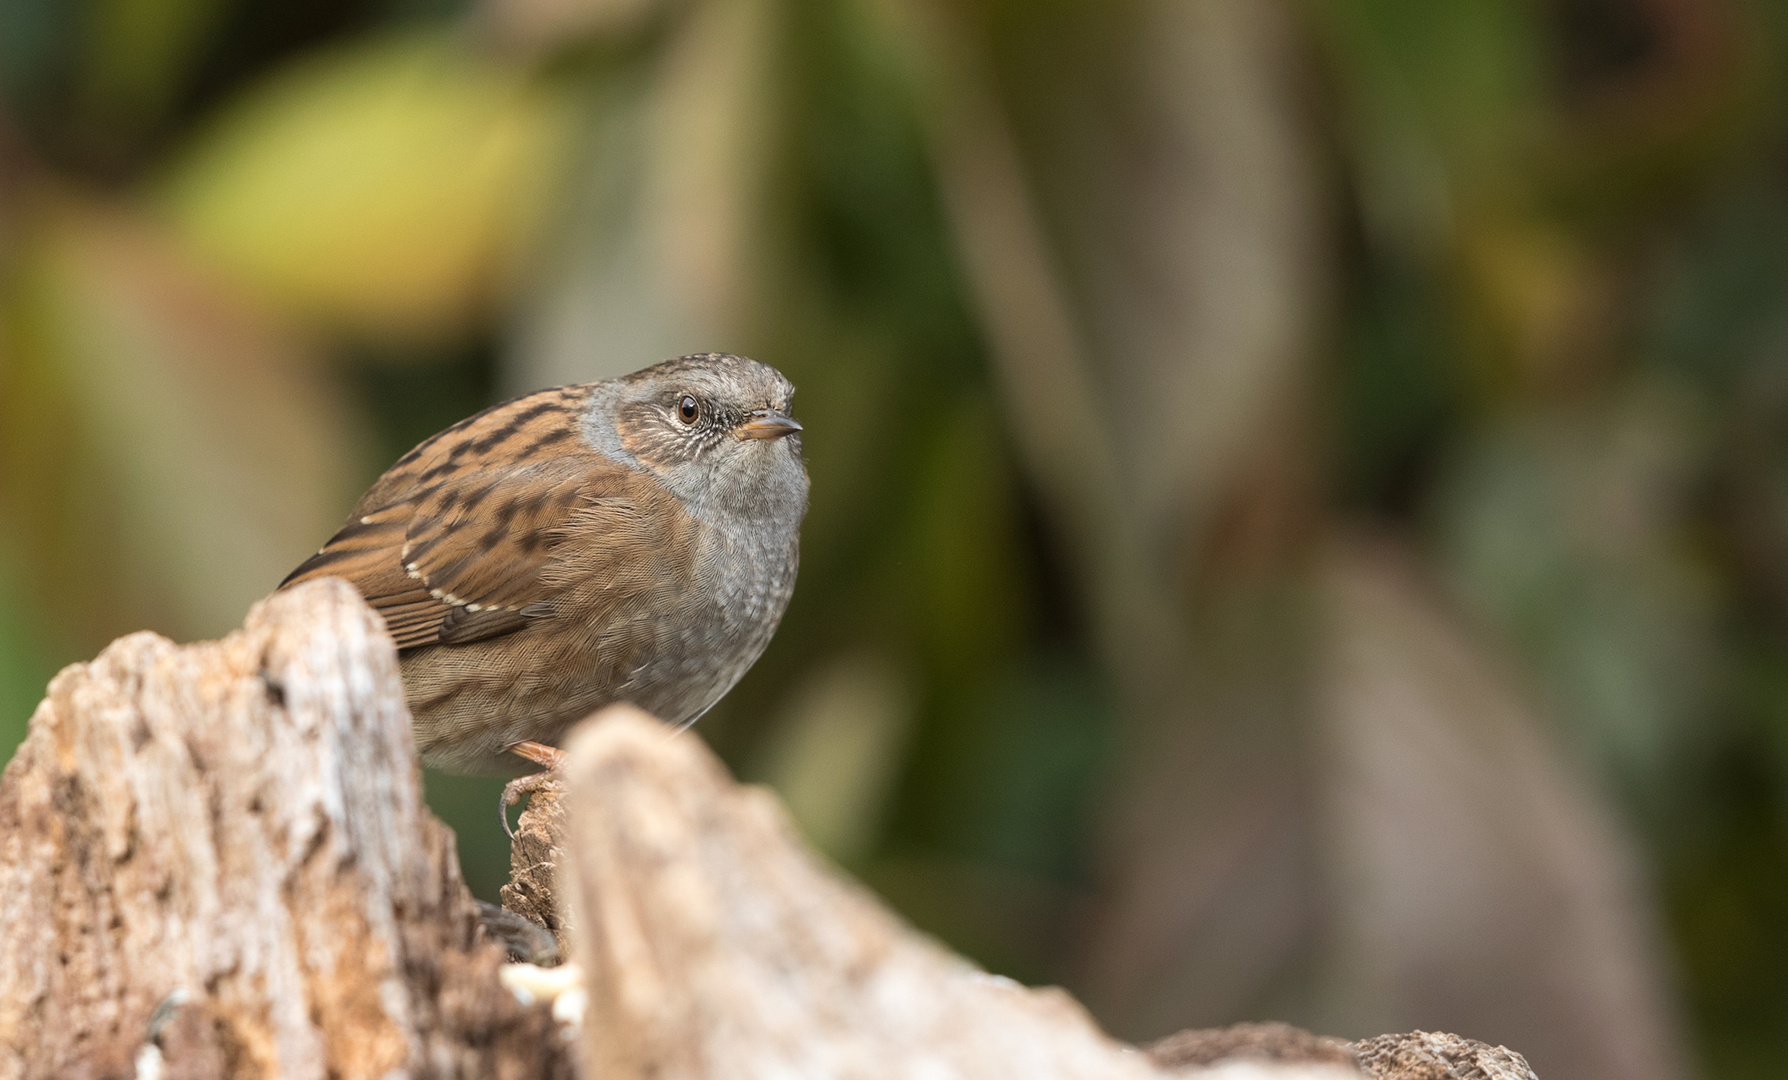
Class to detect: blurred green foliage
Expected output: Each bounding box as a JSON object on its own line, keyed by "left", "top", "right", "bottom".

{"left": 4, "top": 0, "right": 1788, "bottom": 1076}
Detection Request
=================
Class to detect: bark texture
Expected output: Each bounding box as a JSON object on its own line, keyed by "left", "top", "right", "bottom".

{"left": 1146, "top": 1024, "right": 1536, "bottom": 1080}
{"left": 0, "top": 579, "right": 571, "bottom": 1080}
{"left": 1350, "top": 1032, "right": 1537, "bottom": 1080}
{"left": 503, "top": 778, "right": 570, "bottom": 941}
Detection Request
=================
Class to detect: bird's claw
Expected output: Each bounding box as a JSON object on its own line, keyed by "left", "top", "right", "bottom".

{"left": 500, "top": 741, "right": 568, "bottom": 839}
{"left": 477, "top": 900, "right": 560, "bottom": 965}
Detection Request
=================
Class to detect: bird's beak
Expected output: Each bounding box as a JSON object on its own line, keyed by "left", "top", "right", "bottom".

{"left": 737, "top": 408, "right": 803, "bottom": 441}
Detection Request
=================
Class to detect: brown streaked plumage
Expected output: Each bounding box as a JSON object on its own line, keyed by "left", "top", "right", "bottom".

{"left": 281, "top": 353, "right": 808, "bottom": 775}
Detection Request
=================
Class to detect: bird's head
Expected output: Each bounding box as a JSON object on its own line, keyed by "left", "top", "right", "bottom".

{"left": 587, "top": 353, "right": 809, "bottom": 525}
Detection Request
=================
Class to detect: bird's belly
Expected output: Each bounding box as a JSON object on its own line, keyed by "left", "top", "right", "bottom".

{"left": 403, "top": 533, "right": 796, "bottom": 774}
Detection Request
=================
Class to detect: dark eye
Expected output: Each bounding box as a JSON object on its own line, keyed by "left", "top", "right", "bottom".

{"left": 678, "top": 395, "right": 700, "bottom": 424}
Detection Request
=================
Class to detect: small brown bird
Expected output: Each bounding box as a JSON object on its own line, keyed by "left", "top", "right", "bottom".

{"left": 281, "top": 353, "right": 808, "bottom": 788}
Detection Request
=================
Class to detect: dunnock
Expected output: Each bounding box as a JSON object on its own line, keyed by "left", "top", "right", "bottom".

{"left": 281, "top": 353, "right": 808, "bottom": 789}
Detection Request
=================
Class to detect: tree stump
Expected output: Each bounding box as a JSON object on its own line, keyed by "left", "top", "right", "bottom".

{"left": 0, "top": 579, "right": 572, "bottom": 1080}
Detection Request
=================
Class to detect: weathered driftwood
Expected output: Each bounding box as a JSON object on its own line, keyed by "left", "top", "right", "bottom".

{"left": 0, "top": 580, "right": 572, "bottom": 1080}
{"left": 0, "top": 580, "right": 1540, "bottom": 1080}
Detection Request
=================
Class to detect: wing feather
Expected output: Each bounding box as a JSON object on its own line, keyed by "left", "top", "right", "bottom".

{"left": 280, "top": 385, "right": 627, "bottom": 651}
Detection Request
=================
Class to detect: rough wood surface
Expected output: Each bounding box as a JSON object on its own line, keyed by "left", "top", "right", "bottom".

{"left": 1350, "top": 1032, "right": 1536, "bottom": 1080}
{"left": 503, "top": 777, "right": 570, "bottom": 941}
{"left": 1146, "top": 1023, "right": 1536, "bottom": 1080}
{"left": 0, "top": 579, "right": 573, "bottom": 1080}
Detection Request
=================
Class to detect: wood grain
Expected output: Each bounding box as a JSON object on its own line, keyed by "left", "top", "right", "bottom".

{"left": 0, "top": 579, "right": 571, "bottom": 1080}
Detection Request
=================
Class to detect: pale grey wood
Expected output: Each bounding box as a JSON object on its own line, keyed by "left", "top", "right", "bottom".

{"left": 0, "top": 579, "right": 567, "bottom": 1080}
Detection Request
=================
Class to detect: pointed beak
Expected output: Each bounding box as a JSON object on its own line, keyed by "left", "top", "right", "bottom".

{"left": 737, "top": 408, "right": 803, "bottom": 441}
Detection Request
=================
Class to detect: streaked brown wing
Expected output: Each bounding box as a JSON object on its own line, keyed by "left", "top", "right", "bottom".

{"left": 280, "top": 384, "right": 611, "bottom": 651}
{"left": 281, "top": 511, "right": 446, "bottom": 649}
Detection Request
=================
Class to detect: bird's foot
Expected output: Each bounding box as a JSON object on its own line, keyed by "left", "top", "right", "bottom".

{"left": 500, "top": 740, "right": 567, "bottom": 838}
{"left": 476, "top": 900, "right": 561, "bottom": 965}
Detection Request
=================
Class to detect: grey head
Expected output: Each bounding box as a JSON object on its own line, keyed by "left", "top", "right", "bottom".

{"left": 582, "top": 353, "right": 810, "bottom": 526}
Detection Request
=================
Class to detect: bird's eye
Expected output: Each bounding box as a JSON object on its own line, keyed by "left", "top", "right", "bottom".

{"left": 678, "top": 395, "right": 700, "bottom": 424}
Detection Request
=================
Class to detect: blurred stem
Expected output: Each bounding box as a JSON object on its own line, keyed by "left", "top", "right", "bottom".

{"left": 871, "top": 0, "right": 1187, "bottom": 696}
{"left": 880, "top": 0, "right": 1332, "bottom": 1032}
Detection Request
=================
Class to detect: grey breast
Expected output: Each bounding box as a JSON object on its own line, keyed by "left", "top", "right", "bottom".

{"left": 640, "top": 512, "right": 801, "bottom": 726}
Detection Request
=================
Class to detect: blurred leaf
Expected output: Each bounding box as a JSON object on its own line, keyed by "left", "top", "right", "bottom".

{"left": 902, "top": 396, "right": 1031, "bottom": 677}
{"left": 1666, "top": 724, "right": 1788, "bottom": 1080}
{"left": 1457, "top": 216, "right": 1610, "bottom": 390}
{"left": 1337, "top": 254, "right": 1461, "bottom": 510}
{"left": 753, "top": 651, "right": 915, "bottom": 864}
{"left": 82, "top": 0, "right": 232, "bottom": 131}
{"left": 1314, "top": 540, "right": 1687, "bottom": 1080}
{"left": 478, "top": 0, "right": 665, "bottom": 56}
{"left": 0, "top": 547, "right": 56, "bottom": 762}
{"left": 900, "top": 657, "right": 1108, "bottom": 883}
{"left": 0, "top": 198, "right": 367, "bottom": 650}
{"left": 1647, "top": 182, "right": 1788, "bottom": 396}
{"left": 1432, "top": 384, "right": 1716, "bottom": 800}
{"left": 162, "top": 31, "right": 571, "bottom": 341}
{"left": 0, "top": 0, "right": 75, "bottom": 101}
{"left": 1313, "top": 0, "right": 1547, "bottom": 251}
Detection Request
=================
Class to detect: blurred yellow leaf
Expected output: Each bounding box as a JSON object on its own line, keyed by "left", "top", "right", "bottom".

{"left": 160, "top": 32, "right": 570, "bottom": 341}
{"left": 1459, "top": 217, "right": 1608, "bottom": 389}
